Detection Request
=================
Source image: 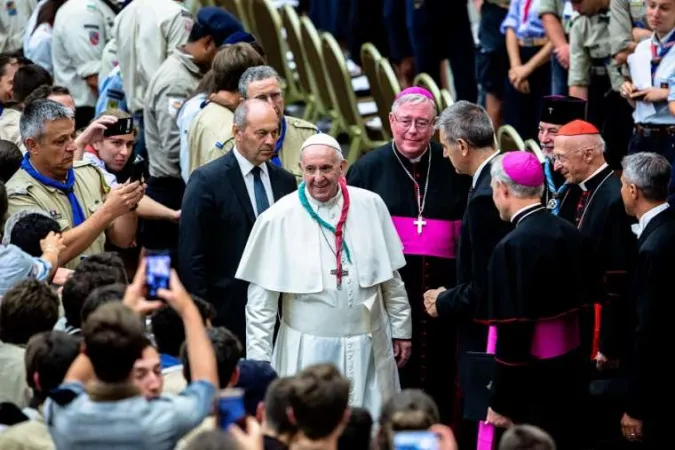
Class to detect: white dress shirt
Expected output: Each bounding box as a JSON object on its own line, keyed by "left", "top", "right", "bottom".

{"left": 632, "top": 203, "right": 669, "bottom": 238}
{"left": 579, "top": 163, "right": 609, "bottom": 191}
{"left": 233, "top": 148, "right": 274, "bottom": 217}
{"left": 472, "top": 151, "right": 500, "bottom": 188}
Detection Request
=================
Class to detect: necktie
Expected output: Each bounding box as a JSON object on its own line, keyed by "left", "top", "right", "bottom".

{"left": 574, "top": 190, "right": 591, "bottom": 227}
{"left": 251, "top": 166, "right": 270, "bottom": 216}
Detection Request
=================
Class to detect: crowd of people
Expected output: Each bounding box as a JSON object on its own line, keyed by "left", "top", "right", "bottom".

{"left": 0, "top": 0, "right": 674, "bottom": 449}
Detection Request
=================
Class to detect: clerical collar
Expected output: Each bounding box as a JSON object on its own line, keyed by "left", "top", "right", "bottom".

{"left": 392, "top": 141, "right": 429, "bottom": 164}
{"left": 305, "top": 184, "right": 342, "bottom": 208}
{"left": 511, "top": 203, "right": 545, "bottom": 224}
{"left": 636, "top": 203, "right": 669, "bottom": 238}
{"left": 579, "top": 163, "right": 610, "bottom": 192}
{"left": 472, "top": 151, "right": 499, "bottom": 188}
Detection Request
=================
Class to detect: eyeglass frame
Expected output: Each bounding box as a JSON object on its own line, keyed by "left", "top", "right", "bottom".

{"left": 390, "top": 113, "right": 437, "bottom": 131}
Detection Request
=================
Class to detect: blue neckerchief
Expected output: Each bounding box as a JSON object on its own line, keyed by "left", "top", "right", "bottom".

{"left": 651, "top": 31, "right": 675, "bottom": 78}
{"left": 160, "top": 353, "right": 182, "bottom": 370}
{"left": 298, "top": 181, "right": 352, "bottom": 263}
{"left": 199, "top": 99, "right": 209, "bottom": 109}
{"left": 0, "top": 104, "right": 4, "bottom": 116}
{"left": 544, "top": 158, "right": 567, "bottom": 216}
{"left": 271, "top": 117, "right": 287, "bottom": 167}
{"left": 21, "top": 154, "right": 86, "bottom": 226}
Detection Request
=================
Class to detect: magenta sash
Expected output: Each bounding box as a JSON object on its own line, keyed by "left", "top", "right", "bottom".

{"left": 530, "top": 313, "right": 581, "bottom": 359}
{"left": 477, "top": 326, "right": 498, "bottom": 450}
{"left": 391, "top": 216, "right": 461, "bottom": 259}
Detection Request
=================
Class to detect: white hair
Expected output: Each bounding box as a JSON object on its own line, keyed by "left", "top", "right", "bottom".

{"left": 391, "top": 93, "right": 437, "bottom": 116}
{"left": 490, "top": 153, "right": 545, "bottom": 199}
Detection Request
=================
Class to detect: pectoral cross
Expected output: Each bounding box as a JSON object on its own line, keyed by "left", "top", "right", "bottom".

{"left": 413, "top": 215, "right": 427, "bottom": 235}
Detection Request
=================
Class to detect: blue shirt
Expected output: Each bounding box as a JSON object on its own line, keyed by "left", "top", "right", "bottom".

{"left": 501, "top": 0, "right": 546, "bottom": 40}
{"left": 96, "top": 66, "right": 128, "bottom": 116}
{"left": 45, "top": 380, "right": 215, "bottom": 449}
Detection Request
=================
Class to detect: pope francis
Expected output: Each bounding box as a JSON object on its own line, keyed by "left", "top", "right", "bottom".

{"left": 236, "top": 134, "right": 413, "bottom": 418}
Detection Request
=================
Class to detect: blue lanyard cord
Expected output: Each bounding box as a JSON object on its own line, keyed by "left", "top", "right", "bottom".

{"left": 544, "top": 158, "right": 568, "bottom": 215}
{"left": 298, "top": 181, "right": 352, "bottom": 263}
{"left": 271, "top": 117, "right": 287, "bottom": 167}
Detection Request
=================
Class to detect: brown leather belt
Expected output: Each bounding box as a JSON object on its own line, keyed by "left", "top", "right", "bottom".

{"left": 634, "top": 124, "right": 675, "bottom": 137}
{"left": 518, "top": 37, "right": 549, "bottom": 47}
{"left": 485, "top": 0, "right": 510, "bottom": 9}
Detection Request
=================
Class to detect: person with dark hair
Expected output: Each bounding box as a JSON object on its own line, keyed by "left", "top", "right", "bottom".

{"left": 260, "top": 376, "right": 297, "bottom": 449}
{"left": 80, "top": 282, "right": 126, "bottom": 324}
{"left": 12, "top": 64, "right": 53, "bottom": 104}
{"left": 235, "top": 359, "right": 278, "bottom": 417}
{"left": 59, "top": 259, "right": 129, "bottom": 335}
{"left": 338, "top": 407, "right": 373, "bottom": 450}
{"left": 45, "top": 265, "right": 219, "bottom": 448}
{"left": 24, "top": 0, "right": 68, "bottom": 74}
{"left": 498, "top": 425, "right": 556, "bottom": 450}
{"left": 0, "top": 280, "right": 60, "bottom": 408}
{"left": 0, "top": 139, "right": 22, "bottom": 182}
{"left": 22, "top": 84, "right": 74, "bottom": 111}
{"left": 132, "top": 338, "right": 164, "bottom": 400}
{"left": 377, "top": 389, "right": 440, "bottom": 450}
{"left": 151, "top": 296, "right": 215, "bottom": 393}
{"left": 0, "top": 53, "right": 18, "bottom": 103}
{"left": 0, "top": 331, "right": 80, "bottom": 449}
{"left": 142, "top": 7, "right": 244, "bottom": 259}
{"left": 4, "top": 210, "right": 61, "bottom": 256}
{"left": 184, "top": 430, "right": 238, "bottom": 450}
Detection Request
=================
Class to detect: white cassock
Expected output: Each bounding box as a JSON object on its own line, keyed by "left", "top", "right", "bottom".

{"left": 236, "top": 185, "right": 412, "bottom": 419}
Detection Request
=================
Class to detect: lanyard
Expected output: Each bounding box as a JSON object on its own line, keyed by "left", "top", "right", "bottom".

{"left": 522, "top": 0, "right": 534, "bottom": 24}
{"left": 544, "top": 158, "right": 567, "bottom": 216}
{"left": 271, "top": 117, "right": 287, "bottom": 167}
{"left": 650, "top": 31, "right": 675, "bottom": 80}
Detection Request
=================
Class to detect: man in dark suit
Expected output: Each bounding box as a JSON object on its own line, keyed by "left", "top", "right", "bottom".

{"left": 619, "top": 152, "right": 674, "bottom": 446}
{"left": 422, "top": 101, "right": 512, "bottom": 446}
{"left": 178, "top": 99, "right": 297, "bottom": 348}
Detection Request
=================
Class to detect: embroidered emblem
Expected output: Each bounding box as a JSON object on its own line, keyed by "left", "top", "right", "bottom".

{"left": 49, "top": 210, "right": 63, "bottom": 220}
{"left": 89, "top": 31, "right": 100, "bottom": 46}
{"left": 5, "top": 1, "right": 17, "bottom": 16}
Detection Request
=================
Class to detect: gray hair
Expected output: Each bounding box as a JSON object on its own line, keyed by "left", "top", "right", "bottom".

{"left": 20, "top": 99, "right": 74, "bottom": 143}
{"left": 391, "top": 93, "right": 437, "bottom": 117}
{"left": 490, "top": 153, "right": 545, "bottom": 199}
{"left": 622, "top": 152, "right": 671, "bottom": 202}
{"left": 238, "top": 65, "right": 282, "bottom": 98}
{"left": 436, "top": 100, "right": 495, "bottom": 150}
{"left": 499, "top": 425, "right": 556, "bottom": 450}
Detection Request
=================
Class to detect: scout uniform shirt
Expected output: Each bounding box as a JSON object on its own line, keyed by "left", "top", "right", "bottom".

{"left": 0, "top": 0, "right": 37, "bottom": 53}
{"left": 569, "top": 10, "right": 623, "bottom": 92}
{"left": 99, "top": 38, "right": 118, "bottom": 83}
{"left": 114, "top": 0, "right": 193, "bottom": 114}
{"left": 51, "top": 0, "right": 117, "bottom": 109}
{"left": 609, "top": 0, "right": 648, "bottom": 56}
{"left": 205, "top": 115, "right": 319, "bottom": 181}
{"left": 144, "top": 50, "right": 201, "bottom": 179}
{"left": 186, "top": 101, "right": 234, "bottom": 177}
{"left": 5, "top": 160, "right": 111, "bottom": 270}
{"left": 539, "top": 0, "right": 577, "bottom": 35}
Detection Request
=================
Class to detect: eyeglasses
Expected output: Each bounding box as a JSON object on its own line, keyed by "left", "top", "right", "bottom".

{"left": 392, "top": 114, "right": 436, "bottom": 131}
{"left": 551, "top": 145, "right": 600, "bottom": 163}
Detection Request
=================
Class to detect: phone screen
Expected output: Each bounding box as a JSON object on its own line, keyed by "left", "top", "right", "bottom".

{"left": 393, "top": 431, "right": 440, "bottom": 450}
{"left": 104, "top": 117, "right": 134, "bottom": 137}
{"left": 129, "top": 155, "right": 145, "bottom": 183}
{"left": 217, "top": 388, "right": 247, "bottom": 430}
{"left": 145, "top": 251, "right": 170, "bottom": 300}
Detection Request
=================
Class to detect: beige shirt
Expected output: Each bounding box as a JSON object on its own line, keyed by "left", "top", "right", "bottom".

{"left": 0, "top": 342, "right": 29, "bottom": 409}
{"left": 206, "top": 115, "right": 318, "bottom": 181}
{"left": 114, "top": 0, "right": 193, "bottom": 113}
{"left": 609, "top": 0, "right": 649, "bottom": 56}
{"left": 5, "top": 161, "right": 111, "bottom": 269}
{"left": 187, "top": 102, "right": 234, "bottom": 177}
{"left": 0, "top": 410, "right": 54, "bottom": 450}
{"left": 175, "top": 416, "right": 215, "bottom": 450}
{"left": 0, "top": 108, "right": 22, "bottom": 149}
{"left": 51, "top": 0, "right": 116, "bottom": 108}
{"left": 0, "top": 0, "right": 37, "bottom": 54}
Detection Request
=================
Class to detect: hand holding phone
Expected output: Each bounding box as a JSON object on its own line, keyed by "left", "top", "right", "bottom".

{"left": 145, "top": 250, "right": 171, "bottom": 300}
{"left": 217, "top": 388, "right": 247, "bottom": 431}
{"left": 129, "top": 155, "right": 146, "bottom": 183}
{"left": 393, "top": 431, "right": 440, "bottom": 450}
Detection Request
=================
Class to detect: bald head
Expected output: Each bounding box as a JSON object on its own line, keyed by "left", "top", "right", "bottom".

{"left": 233, "top": 98, "right": 279, "bottom": 165}
{"left": 552, "top": 133, "right": 606, "bottom": 184}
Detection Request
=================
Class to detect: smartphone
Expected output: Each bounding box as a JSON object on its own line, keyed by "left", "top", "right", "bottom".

{"left": 129, "top": 155, "right": 145, "bottom": 183}
{"left": 145, "top": 250, "right": 171, "bottom": 300}
{"left": 216, "top": 388, "right": 247, "bottom": 430}
{"left": 393, "top": 431, "right": 440, "bottom": 450}
{"left": 629, "top": 90, "right": 647, "bottom": 99}
{"left": 104, "top": 117, "right": 134, "bottom": 137}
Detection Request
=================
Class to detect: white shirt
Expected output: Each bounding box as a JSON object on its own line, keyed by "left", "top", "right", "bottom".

{"left": 82, "top": 152, "right": 119, "bottom": 188}
{"left": 510, "top": 203, "right": 543, "bottom": 223}
{"left": 177, "top": 93, "right": 207, "bottom": 183}
{"left": 233, "top": 148, "right": 274, "bottom": 217}
{"left": 579, "top": 163, "right": 609, "bottom": 191}
{"left": 633, "top": 203, "right": 669, "bottom": 238}
{"left": 472, "top": 151, "right": 500, "bottom": 188}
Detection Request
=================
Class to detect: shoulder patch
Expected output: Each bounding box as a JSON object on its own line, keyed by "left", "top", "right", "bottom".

{"left": 6, "top": 185, "right": 30, "bottom": 196}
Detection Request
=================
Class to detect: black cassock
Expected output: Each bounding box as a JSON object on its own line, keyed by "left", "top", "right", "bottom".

{"left": 625, "top": 207, "right": 675, "bottom": 444}
{"left": 347, "top": 142, "right": 470, "bottom": 424}
{"left": 477, "top": 206, "right": 594, "bottom": 449}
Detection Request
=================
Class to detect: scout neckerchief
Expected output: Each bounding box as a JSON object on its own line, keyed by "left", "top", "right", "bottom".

{"left": 272, "top": 116, "right": 287, "bottom": 168}
{"left": 299, "top": 177, "right": 352, "bottom": 288}
{"left": 21, "top": 153, "right": 86, "bottom": 226}
{"left": 651, "top": 30, "right": 675, "bottom": 82}
{"left": 544, "top": 158, "right": 567, "bottom": 215}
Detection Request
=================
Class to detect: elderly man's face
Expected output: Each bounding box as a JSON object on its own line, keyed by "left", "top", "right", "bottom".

{"left": 538, "top": 121, "right": 561, "bottom": 158}
{"left": 246, "top": 78, "right": 284, "bottom": 121}
{"left": 132, "top": 346, "right": 163, "bottom": 399}
{"left": 552, "top": 136, "right": 593, "bottom": 184}
{"left": 28, "top": 118, "right": 77, "bottom": 180}
{"left": 440, "top": 129, "right": 468, "bottom": 175}
{"left": 234, "top": 102, "right": 279, "bottom": 165}
{"left": 389, "top": 100, "right": 436, "bottom": 159}
{"left": 300, "top": 145, "right": 346, "bottom": 202}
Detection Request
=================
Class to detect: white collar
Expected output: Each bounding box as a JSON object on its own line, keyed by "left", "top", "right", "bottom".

{"left": 579, "top": 163, "right": 609, "bottom": 191}
{"left": 472, "top": 151, "right": 499, "bottom": 188}
{"left": 510, "top": 203, "right": 543, "bottom": 223}
{"left": 653, "top": 28, "right": 675, "bottom": 47}
{"left": 233, "top": 147, "right": 268, "bottom": 178}
{"left": 633, "top": 203, "right": 669, "bottom": 238}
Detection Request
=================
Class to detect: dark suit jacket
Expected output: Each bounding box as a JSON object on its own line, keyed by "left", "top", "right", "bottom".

{"left": 435, "top": 160, "right": 512, "bottom": 392}
{"left": 178, "top": 151, "right": 297, "bottom": 347}
{"left": 625, "top": 207, "right": 675, "bottom": 433}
